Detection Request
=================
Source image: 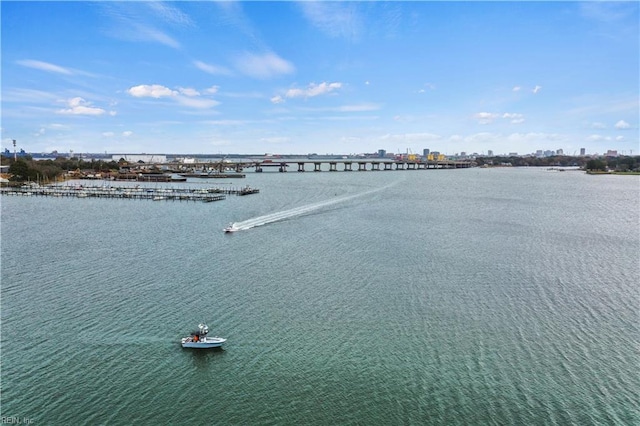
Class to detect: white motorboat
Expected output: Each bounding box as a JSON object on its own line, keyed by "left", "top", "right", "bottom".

{"left": 181, "top": 323, "right": 226, "bottom": 349}
{"left": 224, "top": 223, "right": 238, "bottom": 233}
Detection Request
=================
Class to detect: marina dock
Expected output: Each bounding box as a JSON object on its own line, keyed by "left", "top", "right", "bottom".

{"left": 0, "top": 184, "right": 259, "bottom": 202}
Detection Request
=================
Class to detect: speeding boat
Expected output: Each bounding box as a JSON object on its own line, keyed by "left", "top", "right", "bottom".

{"left": 224, "top": 223, "right": 238, "bottom": 233}
{"left": 181, "top": 323, "right": 226, "bottom": 349}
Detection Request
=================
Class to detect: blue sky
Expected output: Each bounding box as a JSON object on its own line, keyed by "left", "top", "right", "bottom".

{"left": 1, "top": 1, "right": 638, "bottom": 156}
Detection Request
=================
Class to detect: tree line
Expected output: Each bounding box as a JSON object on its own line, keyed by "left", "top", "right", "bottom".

{"left": 1, "top": 155, "right": 121, "bottom": 182}
{"left": 474, "top": 155, "right": 640, "bottom": 171}
{"left": 2, "top": 154, "right": 639, "bottom": 182}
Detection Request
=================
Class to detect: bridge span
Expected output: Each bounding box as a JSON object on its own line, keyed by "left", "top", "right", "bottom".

{"left": 155, "top": 158, "right": 473, "bottom": 173}
{"left": 251, "top": 159, "right": 472, "bottom": 172}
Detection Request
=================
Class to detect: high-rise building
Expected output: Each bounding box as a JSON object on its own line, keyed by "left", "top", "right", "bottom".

{"left": 580, "top": 148, "right": 586, "bottom": 156}
{"left": 423, "top": 148, "right": 430, "bottom": 157}
{"left": 378, "top": 149, "right": 386, "bottom": 158}
{"left": 487, "top": 150, "right": 493, "bottom": 156}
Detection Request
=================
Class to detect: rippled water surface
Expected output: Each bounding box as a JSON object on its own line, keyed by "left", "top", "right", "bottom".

{"left": 1, "top": 168, "right": 638, "bottom": 425}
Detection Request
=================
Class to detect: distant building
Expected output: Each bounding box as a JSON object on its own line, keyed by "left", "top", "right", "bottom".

{"left": 378, "top": 149, "right": 386, "bottom": 158}
{"left": 3, "top": 148, "right": 27, "bottom": 158}
{"left": 487, "top": 150, "right": 493, "bottom": 157}
{"left": 556, "top": 149, "right": 563, "bottom": 155}
{"left": 605, "top": 150, "right": 618, "bottom": 157}
{"left": 423, "top": 148, "right": 430, "bottom": 157}
{"left": 111, "top": 154, "right": 167, "bottom": 164}
{"left": 580, "top": 148, "right": 586, "bottom": 156}
{"left": 508, "top": 152, "right": 518, "bottom": 157}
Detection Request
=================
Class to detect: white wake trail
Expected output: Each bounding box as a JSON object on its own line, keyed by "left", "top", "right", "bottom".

{"left": 231, "top": 182, "right": 397, "bottom": 231}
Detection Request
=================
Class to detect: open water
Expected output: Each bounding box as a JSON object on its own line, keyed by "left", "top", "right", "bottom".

{"left": 1, "top": 167, "right": 638, "bottom": 425}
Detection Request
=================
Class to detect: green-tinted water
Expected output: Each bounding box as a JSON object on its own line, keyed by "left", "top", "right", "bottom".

{"left": 1, "top": 168, "right": 638, "bottom": 425}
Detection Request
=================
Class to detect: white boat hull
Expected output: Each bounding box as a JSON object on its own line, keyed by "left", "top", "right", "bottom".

{"left": 181, "top": 336, "right": 226, "bottom": 348}
{"left": 224, "top": 223, "right": 238, "bottom": 233}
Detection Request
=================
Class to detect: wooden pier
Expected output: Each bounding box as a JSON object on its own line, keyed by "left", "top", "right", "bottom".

{"left": 0, "top": 184, "right": 259, "bottom": 202}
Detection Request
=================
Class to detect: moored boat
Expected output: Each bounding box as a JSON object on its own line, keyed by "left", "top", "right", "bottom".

{"left": 181, "top": 323, "right": 226, "bottom": 349}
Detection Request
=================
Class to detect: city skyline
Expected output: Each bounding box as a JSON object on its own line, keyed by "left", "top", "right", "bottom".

{"left": 1, "top": 1, "right": 638, "bottom": 156}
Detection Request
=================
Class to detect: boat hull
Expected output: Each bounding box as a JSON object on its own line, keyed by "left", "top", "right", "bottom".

{"left": 181, "top": 337, "right": 226, "bottom": 349}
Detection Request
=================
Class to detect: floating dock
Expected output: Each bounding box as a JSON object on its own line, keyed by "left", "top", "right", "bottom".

{"left": 179, "top": 172, "right": 246, "bottom": 179}
{"left": 0, "top": 184, "right": 259, "bottom": 202}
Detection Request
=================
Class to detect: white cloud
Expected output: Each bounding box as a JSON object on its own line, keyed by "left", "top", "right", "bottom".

{"left": 128, "top": 84, "right": 177, "bottom": 98}
{"left": 102, "top": 4, "right": 181, "bottom": 49}
{"left": 204, "top": 86, "right": 220, "bottom": 95}
{"left": 270, "top": 95, "right": 285, "bottom": 104}
{"left": 193, "top": 60, "right": 232, "bottom": 76}
{"left": 581, "top": 2, "right": 637, "bottom": 23}
{"left": 512, "top": 86, "right": 521, "bottom": 92}
{"left": 102, "top": 132, "right": 114, "bottom": 137}
{"left": 502, "top": 113, "right": 525, "bottom": 124}
{"left": 57, "top": 97, "right": 106, "bottom": 116}
{"left": 179, "top": 87, "right": 200, "bottom": 97}
{"left": 2, "top": 88, "right": 59, "bottom": 103}
{"left": 474, "top": 112, "right": 500, "bottom": 124}
{"left": 464, "top": 132, "right": 497, "bottom": 144}
{"left": 17, "top": 59, "right": 73, "bottom": 75}
{"left": 337, "top": 103, "right": 380, "bottom": 112}
{"left": 586, "top": 134, "right": 612, "bottom": 142}
{"left": 616, "top": 136, "right": 625, "bottom": 141}
{"left": 380, "top": 132, "right": 441, "bottom": 142}
{"left": 234, "top": 52, "right": 295, "bottom": 79}
{"left": 175, "top": 96, "right": 220, "bottom": 109}
{"left": 260, "top": 137, "right": 290, "bottom": 144}
{"left": 475, "top": 112, "right": 525, "bottom": 124}
{"left": 614, "top": 120, "right": 630, "bottom": 129}
{"left": 507, "top": 132, "right": 564, "bottom": 143}
{"left": 204, "top": 120, "right": 249, "bottom": 126}
{"left": 532, "top": 85, "right": 542, "bottom": 94}
{"left": 122, "top": 131, "right": 133, "bottom": 137}
{"left": 132, "top": 23, "right": 180, "bottom": 49}
{"left": 146, "top": 2, "right": 193, "bottom": 26}
{"left": 418, "top": 83, "right": 435, "bottom": 94}
{"left": 299, "top": 2, "right": 363, "bottom": 40}
{"left": 591, "top": 122, "right": 607, "bottom": 129}
{"left": 127, "top": 84, "right": 219, "bottom": 109}
{"left": 285, "top": 82, "right": 342, "bottom": 99}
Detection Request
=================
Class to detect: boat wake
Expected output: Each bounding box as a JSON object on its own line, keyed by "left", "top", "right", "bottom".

{"left": 230, "top": 183, "right": 396, "bottom": 231}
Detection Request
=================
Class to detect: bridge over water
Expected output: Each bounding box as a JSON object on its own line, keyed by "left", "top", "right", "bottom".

{"left": 252, "top": 159, "right": 472, "bottom": 172}
{"left": 163, "top": 159, "right": 473, "bottom": 173}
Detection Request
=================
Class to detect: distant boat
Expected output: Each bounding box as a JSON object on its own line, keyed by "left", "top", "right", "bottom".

{"left": 224, "top": 223, "right": 238, "bottom": 233}
{"left": 238, "top": 185, "right": 259, "bottom": 196}
{"left": 181, "top": 324, "right": 226, "bottom": 349}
